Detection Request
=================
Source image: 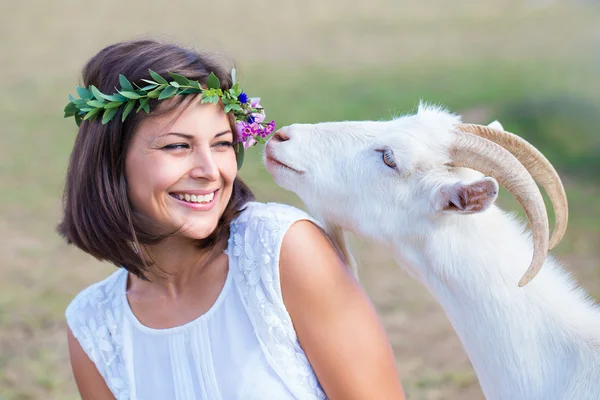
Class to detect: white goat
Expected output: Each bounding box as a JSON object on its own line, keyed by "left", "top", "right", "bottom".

{"left": 263, "top": 104, "right": 600, "bottom": 400}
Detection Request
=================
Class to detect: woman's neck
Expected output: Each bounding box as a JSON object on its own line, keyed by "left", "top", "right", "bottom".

{"left": 133, "top": 236, "right": 227, "bottom": 297}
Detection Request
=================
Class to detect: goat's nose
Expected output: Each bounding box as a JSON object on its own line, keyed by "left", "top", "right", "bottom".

{"left": 272, "top": 129, "right": 290, "bottom": 142}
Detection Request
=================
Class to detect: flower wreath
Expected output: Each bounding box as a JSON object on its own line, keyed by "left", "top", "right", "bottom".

{"left": 64, "top": 68, "right": 274, "bottom": 169}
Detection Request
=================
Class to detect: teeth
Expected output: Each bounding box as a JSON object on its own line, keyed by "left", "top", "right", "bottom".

{"left": 173, "top": 192, "right": 215, "bottom": 204}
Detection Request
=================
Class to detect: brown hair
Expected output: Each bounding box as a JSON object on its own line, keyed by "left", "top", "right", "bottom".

{"left": 57, "top": 39, "right": 255, "bottom": 279}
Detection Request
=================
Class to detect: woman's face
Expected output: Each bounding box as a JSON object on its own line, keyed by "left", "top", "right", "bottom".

{"left": 125, "top": 97, "right": 237, "bottom": 239}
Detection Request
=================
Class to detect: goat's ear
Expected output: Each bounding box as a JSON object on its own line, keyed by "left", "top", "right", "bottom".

{"left": 436, "top": 177, "right": 499, "bottom": 214}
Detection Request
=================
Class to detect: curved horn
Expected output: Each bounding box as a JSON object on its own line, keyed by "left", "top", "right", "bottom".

{"left": 457, "top": 123, "right": 568, "bottom": 249}
{"left": 449, "top": 130, "right": 549, "bottom": 287}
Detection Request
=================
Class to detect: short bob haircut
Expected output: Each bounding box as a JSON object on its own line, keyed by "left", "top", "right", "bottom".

{"left": 57, "top": 39, "right": 255, "bottom": 279}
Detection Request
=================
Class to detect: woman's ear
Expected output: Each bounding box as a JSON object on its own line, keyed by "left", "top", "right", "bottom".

{"left": 437, "top": 177, "right": 499, "bottom": 214}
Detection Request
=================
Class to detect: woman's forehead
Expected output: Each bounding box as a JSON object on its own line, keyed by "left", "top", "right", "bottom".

{"left": 136, "top": 100, "right": 232, "bottom": 142}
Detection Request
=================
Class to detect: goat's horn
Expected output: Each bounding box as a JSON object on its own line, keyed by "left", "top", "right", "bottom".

{"left": 448, "top": 130, "right": 549, "bottom": 287}
{"left": 457, "top": 123, "right": 568, "bottom": 249}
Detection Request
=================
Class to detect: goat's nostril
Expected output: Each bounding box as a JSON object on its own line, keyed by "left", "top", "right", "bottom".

{"left": 272, "top": 130, "right": 290, "bottom": 142}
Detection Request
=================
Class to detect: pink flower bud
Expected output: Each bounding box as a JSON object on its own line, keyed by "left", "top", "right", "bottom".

{"left": 250, "top": 97, "right": 261, "bottom": 108}
{"left": 243, "top": 136, "right": 257, "bottom": 149}
{"left": 252, "top": 112, "right": 265, "bottom": 124}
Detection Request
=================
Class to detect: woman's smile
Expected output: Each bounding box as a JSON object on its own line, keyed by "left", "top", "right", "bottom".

{"left": 168, "top": 189, "right": 220, "bottom": 211}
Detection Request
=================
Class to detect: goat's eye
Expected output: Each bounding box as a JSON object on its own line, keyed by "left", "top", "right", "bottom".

{"left": 382, "top": 149, "right": 397, "bottom": 169}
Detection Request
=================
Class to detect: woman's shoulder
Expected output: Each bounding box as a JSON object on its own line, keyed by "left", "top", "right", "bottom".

{"left": 65, "top": 269, "right": 129, "bottom": 399}
{"left": 233, "top": 201, "right": 320, "bottom": 231}
{"left": 226, "top": 202, "right": 330, "bottom": 399}
{"left": 230, "top": 201, "right": 325, "bottom": 256}
{"left": 65, "top": 269, "right": 126, "bottom": 327}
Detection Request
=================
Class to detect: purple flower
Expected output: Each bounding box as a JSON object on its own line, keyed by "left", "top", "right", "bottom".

{"left": 250, "top": 123, "right": 263, "bottom": 134}
{"left": 234, "top": 97, "right": 275, "bottom": 150}
{"left": 235, "top": 121, "right": 254, "bottom": 142}
{"left": 265, "top": 120, "right": 275, "bottom": 135}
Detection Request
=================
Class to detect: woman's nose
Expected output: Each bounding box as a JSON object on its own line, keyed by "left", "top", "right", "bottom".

{"left": 190, "top": 150, "right": 219, "bottom": 181}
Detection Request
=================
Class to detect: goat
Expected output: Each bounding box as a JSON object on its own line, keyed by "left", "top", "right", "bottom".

{"left": 263, "top": 103, "right": 600, "bottom": 400}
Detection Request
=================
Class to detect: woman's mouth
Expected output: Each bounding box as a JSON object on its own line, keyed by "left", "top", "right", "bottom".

{"left": 169, "top": 191, "right": 215, "bottom": 204}
{"left": 168, "top": 189, "right": 219, "bottom": 210}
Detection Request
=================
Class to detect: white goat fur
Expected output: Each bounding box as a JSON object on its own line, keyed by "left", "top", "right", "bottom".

{"left": 264, "top": 104, "right": 600, "bottom": 400}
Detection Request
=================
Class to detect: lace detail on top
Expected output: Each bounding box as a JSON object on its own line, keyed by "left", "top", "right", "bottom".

{"left": 65, "top": 269, "right": 129, "bottom": 400}
{"left": 228, "top": 202, "right": 327, "bottom": 400}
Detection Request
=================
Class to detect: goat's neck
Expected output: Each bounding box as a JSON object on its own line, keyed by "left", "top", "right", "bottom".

{"left": 387, "top": 206, "right": 599, "bottom": 399}
{"left": 322, "top": 222, "right": 359, "bottom": 279}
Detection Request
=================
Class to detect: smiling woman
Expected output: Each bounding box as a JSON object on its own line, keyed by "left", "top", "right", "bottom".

{"left": 125, "top": 99, "right": 237, "bottom": 240}
{"left": 57, "top": 38, "right": 405, "bottom": 400}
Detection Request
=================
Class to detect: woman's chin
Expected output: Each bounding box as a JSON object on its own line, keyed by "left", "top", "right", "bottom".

{"left": 177, "top": 222, "right": 219, "bottom": 241}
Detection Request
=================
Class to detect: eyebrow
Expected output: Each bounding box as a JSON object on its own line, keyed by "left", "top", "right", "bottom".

{"left": 160, "top": 130, "right": 233, "bottom": 140}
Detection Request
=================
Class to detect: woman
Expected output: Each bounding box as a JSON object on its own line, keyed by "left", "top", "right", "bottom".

{"left": 59, "top": 38, "right": 405, "bottom": 399}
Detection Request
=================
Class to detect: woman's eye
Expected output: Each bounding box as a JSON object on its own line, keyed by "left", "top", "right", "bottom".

{"left": 163, "top": 143, "right": 189, "bottom": 150}
{"left": 215, "top": 141, "right": 234, "bottom": 148}
{"left": 382, "top": 149, "right": 397, "bottom": 169}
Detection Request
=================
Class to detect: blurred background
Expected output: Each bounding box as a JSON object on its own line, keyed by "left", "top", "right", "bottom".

{"left": 1, "top": 0, "right": 598, "bottom": 399}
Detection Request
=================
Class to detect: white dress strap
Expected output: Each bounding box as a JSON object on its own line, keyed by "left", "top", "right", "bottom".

{"left": 228, "top": 202, "right": 327, "bottom": 400}
{"left": 65, "top": 269, "right": 130, "bottom": 400}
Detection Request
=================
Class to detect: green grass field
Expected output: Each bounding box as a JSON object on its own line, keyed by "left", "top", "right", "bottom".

{"left": 1, "top": 1, "right": 599, "bottom": 399}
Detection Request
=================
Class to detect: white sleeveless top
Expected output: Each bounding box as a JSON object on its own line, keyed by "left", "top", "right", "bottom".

{"left": 65, "top": 202, "right": 327, "bottom": 400}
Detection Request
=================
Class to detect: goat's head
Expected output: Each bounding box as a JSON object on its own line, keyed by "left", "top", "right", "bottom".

{"left": 264, "top": 103, "right": 568, "bottom": 286}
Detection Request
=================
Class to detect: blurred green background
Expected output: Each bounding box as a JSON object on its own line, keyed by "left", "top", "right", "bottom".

{"left": 1, "top": 1, "right": 598, "bottom": 399}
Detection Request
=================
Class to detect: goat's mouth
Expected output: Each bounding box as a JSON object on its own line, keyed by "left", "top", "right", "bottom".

{"left": 265, "top": 154, "right": 305, "bottom": 175}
